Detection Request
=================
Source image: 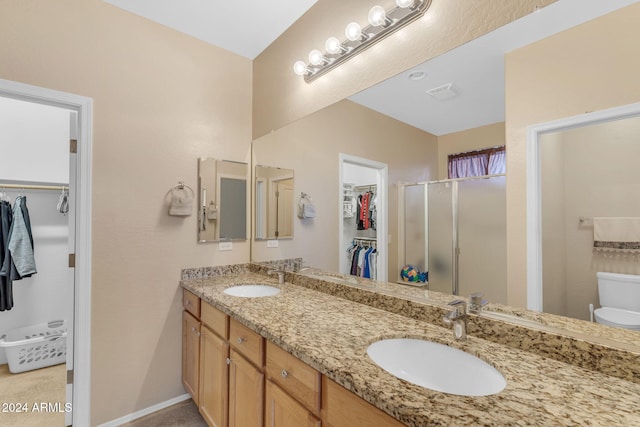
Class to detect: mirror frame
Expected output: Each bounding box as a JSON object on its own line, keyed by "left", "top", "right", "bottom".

{"left": 198, "top": 157, "right": 248, "bottom": 243}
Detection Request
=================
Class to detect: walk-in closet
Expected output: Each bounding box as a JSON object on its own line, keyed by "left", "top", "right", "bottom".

{"left": 0, "top": 95, "right": 74, "bottom": 427}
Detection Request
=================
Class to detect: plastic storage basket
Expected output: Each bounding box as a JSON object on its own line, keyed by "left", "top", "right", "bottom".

{"left": 0, "top": 320, "right": 67, "bottom": 373}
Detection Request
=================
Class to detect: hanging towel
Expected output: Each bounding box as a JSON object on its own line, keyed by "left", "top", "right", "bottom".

{"left": 168, "top": 186, "right": 194, "bottom": 217}
{"left": 7, "top": 196, "right": 37, "bottom": 277}
{"left": 297, "top": 193, "right": 316, "bottom": 219}
{"left": 593, "top": 217, "right": 640, "bottom": 253}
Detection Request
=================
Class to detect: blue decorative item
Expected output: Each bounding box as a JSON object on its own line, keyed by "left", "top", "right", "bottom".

{"left": 400, "top": 265, "right": 425, "bottom": 282}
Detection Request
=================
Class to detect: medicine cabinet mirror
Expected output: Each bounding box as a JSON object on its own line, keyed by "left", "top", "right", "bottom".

{"left": 198, "top": 158, "right": 248, "bottom": 242}
{"left": 254, "top": 165, "right": 294, "bottom": 240}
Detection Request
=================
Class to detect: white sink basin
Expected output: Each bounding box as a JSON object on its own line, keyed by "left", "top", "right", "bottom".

{"left": 223, "top": 284, "right": 280, "bottom": 298}
{"left": 367, "top": 338, "right": 506, "bottom": 396}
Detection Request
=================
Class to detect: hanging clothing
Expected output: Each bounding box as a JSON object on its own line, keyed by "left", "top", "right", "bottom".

{"left": 0, "top": 196, "right": 37, "bottom": 312}
{"left": 346, "top": 240, "right": 380, "bottom": 280}
{"left": 0, "top": 201, "right": 13, "bottom": 311}
{"left": 357, "top": 191, "right": 377, "bottom": 231}
{"left": 8, "top": 196, "right": 37, "bottom": 277}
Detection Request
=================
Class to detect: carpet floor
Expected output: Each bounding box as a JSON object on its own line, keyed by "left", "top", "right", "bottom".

{"left": 0, "top": 362, "right": 66, "bottom": 427}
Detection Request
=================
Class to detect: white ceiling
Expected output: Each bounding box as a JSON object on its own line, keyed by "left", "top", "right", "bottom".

{"left": 349, "top": 0, "right": 640, "bottom": 136}
{"left": 103, "top": 0, "right": 318, "bottom": 59}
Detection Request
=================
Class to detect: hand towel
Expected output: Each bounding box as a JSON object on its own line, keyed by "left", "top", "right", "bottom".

{"left": 169, "top": 187, "right": 193, "bottom": 217}
{"left": 593, "top": 217, "right": 640, "bottom": 253}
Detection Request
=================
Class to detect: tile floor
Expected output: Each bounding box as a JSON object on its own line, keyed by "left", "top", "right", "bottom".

{"left": 120, "top": 399, "right": 206, "bottom": 427}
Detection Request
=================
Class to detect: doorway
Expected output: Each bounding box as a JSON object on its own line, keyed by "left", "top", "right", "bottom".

{"left": 0, "top": 78, "right": 92, "bottom": 426}
{"left": 527, "top": 101, "right": 640, "bottom": 314}
{"left": 339, "top": 154, "right": 388, "bottom": 282}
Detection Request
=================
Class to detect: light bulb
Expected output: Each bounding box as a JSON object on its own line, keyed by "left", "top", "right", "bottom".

{"left": 345, "top": 22, "right": 363, "bottom": 41}
{"left": 308, "top": 49, "right": 324, "bottom": 66}
{"left": 325, "top": 37, "right": 343, "bottom": 55}
{"left": 368, "top": 5, "right": 388, "bottom": 27}
{"left": 396, "top": 0, "right": 415, "bottom": 8}
{"left": 293, "top": 61, "right": 308, "bottom": 76}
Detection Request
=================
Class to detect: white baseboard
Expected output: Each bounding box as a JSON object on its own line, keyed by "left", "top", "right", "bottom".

{"left": 97, "top": 393, "right": 192, "bottom": 427}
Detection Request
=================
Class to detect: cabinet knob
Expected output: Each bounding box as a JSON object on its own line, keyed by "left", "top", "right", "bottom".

{"left": 281, "top": 369, "right": 289, "bottom": 379}
{"left": 226, "top": 358, "right": 231, "bottom": 365}
{"left": 237, "top": 337, "right": 246, "bottom": 344}
{"left": 186, "top": 300, "right": 192, "bottom": 306}
{"left": 196, "top": 331, "right": 201, "bottom": 337}
{"left": 191, "top": 326, "right": 196, "bottom": 332}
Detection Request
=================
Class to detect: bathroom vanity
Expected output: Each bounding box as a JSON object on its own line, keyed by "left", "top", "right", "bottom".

{"left": 180, "top": 264, "right": 640, "bottom": 426}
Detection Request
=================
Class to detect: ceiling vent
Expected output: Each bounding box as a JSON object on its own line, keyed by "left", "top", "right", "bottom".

{"left": 425, "top": 83, "right": 458, "bottom": 101}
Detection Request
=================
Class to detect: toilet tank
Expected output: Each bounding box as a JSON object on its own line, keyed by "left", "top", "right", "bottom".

{"left": 597, "top": 272, "right": 640, "bottom": 312}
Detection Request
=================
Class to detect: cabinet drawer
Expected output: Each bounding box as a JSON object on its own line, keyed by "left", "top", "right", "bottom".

{"left": 201, "top": 301, "right": 229, "bottom": 339}
{"left": 183, "top": 289, "right": 200, "bottom": 318}
{"left": 266, "top": 341, "right": 321, "bottom": 416}
{"left": 229, "top": 318, "right": 264, "bottom": 368}
{"left": 322, "top": 377, "right": 405, "bottom": 427}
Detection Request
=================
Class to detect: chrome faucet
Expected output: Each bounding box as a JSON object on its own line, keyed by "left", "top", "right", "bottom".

{"left": 268, "top": 266, "right": 286, "bottom": 284}
{"left": 443, "top": 299, "right": 467, "bottom": 341}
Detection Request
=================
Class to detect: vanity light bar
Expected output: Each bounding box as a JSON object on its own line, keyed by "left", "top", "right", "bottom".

{"left": 293, "top": 0, "right": 432, "bottom": 83}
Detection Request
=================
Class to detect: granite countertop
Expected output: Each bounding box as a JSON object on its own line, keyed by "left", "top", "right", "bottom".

{"left": 182, "top": 272, "right": 640, "bottom": 426}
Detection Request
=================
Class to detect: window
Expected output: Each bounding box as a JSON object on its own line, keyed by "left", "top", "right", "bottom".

{"left": 447, "top": 146, "right": 505, "bottom": 179}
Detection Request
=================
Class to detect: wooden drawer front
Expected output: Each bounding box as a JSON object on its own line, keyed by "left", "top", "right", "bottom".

{"left": 266, "top": 341, "right": 321, "bottom": 416}
{"left": 201, "top": 301, "right": 229, "bottom": 339}
{"left": 182, "top": 289, "right": 200, "bottom": 318}
{"left": 229, "top": 318, "right": 264, "bottom": 368}
{"left": 322, "top": 377, "right": 404, "bottom": 427}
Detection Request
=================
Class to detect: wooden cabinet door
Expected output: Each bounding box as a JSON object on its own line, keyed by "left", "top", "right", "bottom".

{"left": 265, "top": 379, "right": 321, "bottom": 427}
{"left": 182, "top": 311, "right": 201, "bottom": 405}
{"left": 199, "top": 326, "right": 229, "bottom": 427}
{"left": 228, "top": 349, "right": 264, "bottom": 427}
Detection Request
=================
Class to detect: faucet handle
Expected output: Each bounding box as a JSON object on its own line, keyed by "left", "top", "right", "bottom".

{"left": 447, "top": 299, "right": 467, "bottom": 315}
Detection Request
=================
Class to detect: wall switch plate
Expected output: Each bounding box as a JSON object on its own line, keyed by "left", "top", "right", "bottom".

{"left": 219, "top": 241, "right": 233, "bottom": 251}
{"left": 267, "top": 240, "right": 279, "bottom": 248}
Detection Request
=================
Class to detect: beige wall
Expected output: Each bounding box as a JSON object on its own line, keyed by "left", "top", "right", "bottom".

{"left": 437, "top": 122, "right": 505, "bottom": 180}
{"left": 0, "top": 1, "right": 252, "bottom": 425}
{"left": 540, "top": 132, "right": 567, "bottom": 316}
{"left": 505, "top": 3, "right": 640, "bottom": 307}
{"left": 541, "top": 117, "right": 640, "bottom": 320}
{"left": 252, "top": 99, "right": 438, "bottom": 278}
{"left": 253, "top": 0, "right": 556, "bottom": 139}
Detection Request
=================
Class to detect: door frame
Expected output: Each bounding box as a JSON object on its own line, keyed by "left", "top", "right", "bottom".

{"left": 526, "top": 101, "right": 640, "bottom": 311}
{"left": 338, "top": 153, "right": 388, "bottom": 282}
{"left": 0, "top": 78, "right": 93, "bottom": 426}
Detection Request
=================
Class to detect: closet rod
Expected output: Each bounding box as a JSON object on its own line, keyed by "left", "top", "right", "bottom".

{"left": 0, "top": 183, "right": 67, "bottom": 191}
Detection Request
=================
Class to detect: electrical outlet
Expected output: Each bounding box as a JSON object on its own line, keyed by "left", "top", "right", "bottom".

{"left": 267, "top": 240, "right": 279, "bottom": 248}
{"left": 219, "top": 241, "right": 233, "bottom": 251}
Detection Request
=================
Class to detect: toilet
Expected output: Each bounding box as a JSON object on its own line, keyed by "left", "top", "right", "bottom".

{"left": 594, "top": 272, "right": 640, "bottom": 330}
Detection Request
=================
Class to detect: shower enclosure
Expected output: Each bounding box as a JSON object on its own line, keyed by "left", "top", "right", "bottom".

{"left": 400, "top": 175, "right": 506, "bottom": 304}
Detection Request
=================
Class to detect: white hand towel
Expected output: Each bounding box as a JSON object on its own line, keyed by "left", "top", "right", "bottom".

{"left": 593, "top": 217, "right": 640, "bottom": 252}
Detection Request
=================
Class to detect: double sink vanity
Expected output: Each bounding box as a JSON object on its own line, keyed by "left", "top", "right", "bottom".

{"left": 181, "top": 262, "right": 640, "bottom": 426}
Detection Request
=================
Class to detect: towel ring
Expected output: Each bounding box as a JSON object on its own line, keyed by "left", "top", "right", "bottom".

{"left": 172, "top": 181, "right": 194, "bottom": 196}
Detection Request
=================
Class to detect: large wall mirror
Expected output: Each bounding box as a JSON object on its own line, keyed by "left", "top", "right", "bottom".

{"left": 250, "top": 1, "right": 640, "bottom": 350}
{"left": 254, "top": 165, "right": 294, "bottom": 240}
{"left": 198, "top": 158, "right": 248, "bottom": 242}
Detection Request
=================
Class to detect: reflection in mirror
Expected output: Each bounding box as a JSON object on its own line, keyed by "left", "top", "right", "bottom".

{"left": 540, "top": 115, "right": 640, "bottom": 324}
{"left": 251, "top": 2, "right": 640, "bottom": 347}
{"left": 254, "top": 165, "right": 294, "bottom": 240}
{"left": 198, "top": 158, "right": 247, "bottom": 242}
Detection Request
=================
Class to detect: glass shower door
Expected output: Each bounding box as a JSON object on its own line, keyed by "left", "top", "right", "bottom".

{"left": 403, "top": 183, "right": 427, "bottom": 275}
{"left": 457, "top": 176, "right": 507, "bottom": 304}
{"left": 427, "top": 182, "right": 455, "bottom": 295}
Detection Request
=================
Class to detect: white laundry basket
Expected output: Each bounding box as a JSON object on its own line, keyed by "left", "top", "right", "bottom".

{"left": 0, "top": 320, "right": 67, "bottom": 373}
